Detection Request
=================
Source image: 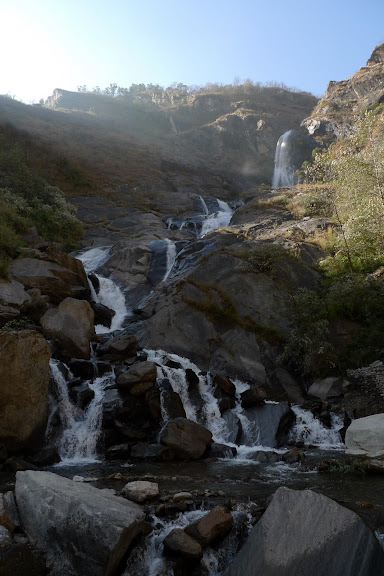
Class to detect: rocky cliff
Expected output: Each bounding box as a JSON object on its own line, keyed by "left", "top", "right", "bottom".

{"left": 302, "top": 43, "right": 384, "bottom": 140}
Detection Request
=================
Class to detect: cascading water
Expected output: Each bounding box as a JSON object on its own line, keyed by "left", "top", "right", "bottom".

{"left": 49, "top": 359, "right": 115, "bottom": 464}
{"left": 272, "top": 129, "right": 297, "bottom": 188}
{"left": 289, "top": 405, "right": 344, "bottom": 449}
{"left": 200, "top": 199, "right": 233, "bottom": 237}
{"left": 78, "top": 246, "right": 129, "bottom": 333}
{"left": 146, "top": 349, "right": 297, "bottom": 458}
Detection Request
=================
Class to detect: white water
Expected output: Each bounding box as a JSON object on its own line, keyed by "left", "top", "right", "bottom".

{"left": 50, "top": 359, "right": 114, "bottom": 464}
{"left": 199, "top": 195, "right": 209, "bottom": 215}
{"left": 272, "top": 129, "right": 296, "bottom": 189}
{"left": 162, "top": 239, "right": 177, "bottom": 281}
{"left": 289, "top": 405, "right": 344, "bottom": 449}
{"left": 78, "top": 246, "right": 129, "bottom": 333}
{"left": 200, "top": 199, "right": 233, "bottom": 237}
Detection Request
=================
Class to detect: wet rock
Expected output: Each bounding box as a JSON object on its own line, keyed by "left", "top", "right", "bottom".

{"left": 91, "top": 301, "right": 115, "bottom": 328}
{"left": 206, "top": 443, "right": 237, "bottom": 459}
{"left": 275, "top": 408, "right": 297, "bottom": 447}
{"left": 173, "top": 492, "right": 193, "bottom": 502}
{"left": 345, "top": 414, "right": 384, "bottom": 458}
{"left": 114, "top": 420, "right": 147, "bottom": 440}
{"left": 185, "top": 368, "right": 199, "bottom": 387}
{"left": 160, "top": 418, "right": 212, "bottom": 459}
{"left": 0, "top": 525, "right": 12, "bottom": 548}
{"left": 164, "top": 528, "right": 203, "bottom": 560}
{"left": 16, "top": 470, "right": 146, "bottom": 576}
{"left": 97, "top": 334, "right": 139, "bottom": 361}
{"left": 273, "top": 367, "right": 305, "bottom": 404}
{"left": 218, "top": 397, "right": 236, "bottom": 412}
{"left": 4, "top": 458, "right": 39, "bottom": 472}
{"left": 241, "top": 402, "right": 290, "bottom": 447}
{"left": 224, "top": 486, "right": 384, "bottom": 576}
{"left": 68, "top": 359, "right": 96, "bottom": 380}
{"left": 213, "top": 373, "right": 236, "bottom": 396}
{"left": 40, "top": 297, "right": 95, "bottom": 359}
{"left": 130, "top": 443, "right": 175, "bottom": 461}
{"left": 222, "top": 411, "right": 242, "bottom": 444}
{"left": 161, "top": 387, "right": 186, "bottom": 419}
{"left": 30, "top": 446, "right": 61, "bottom": 467}
{"left": 185, "top": 506, "right": 233, "bottom": 546}
{"left": 0, "top": 330, "right": 50, "bottom": 453}
{"left": 69, "top": 382, "right": 95, "bottom": 410}
{"left": 145, "top": 388, "right": 162, "bottom": 422}
{"left": 240, "top": 386, "right": 267, "bottom": 407}
{"left": 117, "top": 361, "right": 157, "bottom": 396}
{"left": 102, "top": 389, "right": 124, "bottom": 428}
{"left": 122, "top": 480, "right": 159, "bottom": 503}
{"left": 88, "top": 272, "right": 100, "bottom": 293}
{"left": 282, "top": 447, "right": 305, "bottom": 464}
{"left": 106, "top": 443, "right": 131, "bottom": 459}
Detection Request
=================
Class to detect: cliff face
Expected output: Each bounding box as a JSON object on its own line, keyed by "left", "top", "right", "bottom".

{"left": 45, "top": 86, "right": 318, "bottom": 184}
{"left": 302, "top": 43, "right": 384, "bottom": 140}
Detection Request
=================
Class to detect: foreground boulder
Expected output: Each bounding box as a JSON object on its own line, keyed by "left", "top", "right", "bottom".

{"left": 0, "top": 279, "right": 32, "bottom": 326}
{"left": 225, "top": 487, "right": 384, "bottom": 576}
{"left": 0, "top": 330, "right": 50, "bottom": 452}
{"left": 345, "top": 414, "right": 384, "bottom": 458}
{"left": 9, "top": 247, "right": 88, "bottom": 304}
{"left": 160, "top": 418, "right": 212, "bottom": 459}
{"left": 15, "top": 471, "right": 146, "bottom": 576}
{"left": 185, "top": 506, "right": 233, "bottom": 546}
{"left": 40, "top": 297, "right": 95, "bottom": 359}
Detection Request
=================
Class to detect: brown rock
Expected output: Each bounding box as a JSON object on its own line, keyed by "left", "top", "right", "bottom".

{"left": 164, "top": 528, "right": 203, "bottom": 559}
{"left": 213, "top": 373, "right": 236, "bottom": 396}
{"left": 241, "top": 386, "right": 267, "bottom": 407}
{"left": 160, "top": 418, "right": 212, "bottom": 459}
{"left": 185, "top": 506, "right": 233, "bottom": 546}
{"left": 9, "top": 251, "right": 88, "bottom": 304}
{"left": 97, "top": 334, "right": 139, "bottom": 360}
{"left": 117, "top": 361, "right": 157, "bottom": 395}
{"left": 0, "top": 330, "right": 50, "bottom": 452}
{"left": 40, "top": 297, "right": 95, "bottom": 359}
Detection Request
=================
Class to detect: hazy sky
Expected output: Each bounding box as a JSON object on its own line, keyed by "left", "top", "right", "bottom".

{"left": 1, "top": 0, "right": 383, "bottom": 103}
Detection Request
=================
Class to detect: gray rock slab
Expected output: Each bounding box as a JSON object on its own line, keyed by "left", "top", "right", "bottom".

{"left": 225, "top": 486, "right": 384, "bottom": 576}
{"left": 345, "top": 413, "right": 384, "bottom": 458}
{"left": 15, "top": 470, "right": 145, "bottom": 576}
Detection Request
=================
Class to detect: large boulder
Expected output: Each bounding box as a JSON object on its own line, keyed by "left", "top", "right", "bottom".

{"left": 121, "top": 481, "right": 159, "bottom": 503}
{"left": 15, "top": 470, "right": 146, "bottom": 576}
{"left": 225, "top": 487, "right": 384, "bottom": 576}
{"left": 9, "top": 247, "right": 88, "bottom": 304}
{"left": 307, "top": 377, "right": 344, "bottom": 403}
{"left": 40, "top": 297, "right": 95, "bottom": 359}
{"left": 185, "top": 506, "right": 233, "bottom": 546}
{"left": 0, "top": 279, "right": 31, "bottom": 326}
{"left": 160, "top": 417, "right": 212, "bottom": 459}
{"left": 345, "top": 414, "right": 384, "bottom": 458}
{"left": 163, "top": 528, "right": 203, "bottom": 560}
{"left": 0, "top": 330, "right": 50, "bottom": 452}
{"left": 97, "top": 334, "right": 139, "bottom": 361}
{"left": 117, "top": 361, "right": 157, "bottom": 395}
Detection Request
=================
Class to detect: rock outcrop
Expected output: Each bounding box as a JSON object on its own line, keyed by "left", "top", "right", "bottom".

{"left": 40, "top": 297, "right": 95, "bottom": 359}
{"left": 0, "top": 330, "right": 50, "bottom": 452}
{"left": 302, "top": 42, "right": 384, "bottom": 140}
{"left": 225, "top": 487, "right": 384, "bottom": 576}
{"left": 15, "top": 470, "right": 146, "bottom": 576}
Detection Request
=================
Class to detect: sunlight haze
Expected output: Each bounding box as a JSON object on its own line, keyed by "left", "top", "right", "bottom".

{"left": 1, "top": 0, "right": 384, "bottom": 102}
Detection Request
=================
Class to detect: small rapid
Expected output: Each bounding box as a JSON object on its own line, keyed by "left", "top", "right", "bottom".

{"left": 77, "top": 246, "right": 129, "bottom": 333}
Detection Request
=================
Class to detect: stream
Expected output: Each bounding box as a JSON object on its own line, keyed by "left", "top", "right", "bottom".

{"left": 30, "top": 194, "right": 384, "bottom": 574}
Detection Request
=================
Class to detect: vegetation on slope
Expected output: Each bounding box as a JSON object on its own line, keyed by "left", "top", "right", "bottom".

{"left": 0, "top": 125, "right": 82, "bottom": 276}
{"left": 281, "top": 105, "right": 384, "bottom": 377}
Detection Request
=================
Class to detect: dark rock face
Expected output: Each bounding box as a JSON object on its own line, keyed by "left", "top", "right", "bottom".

{"left": 15, "top": 471, "right": 146, "bottom": 576}
{"left": 225, "top": 487, "right": 384, "bottom": 576}
{"left": 163, "top": 528, "right": 203, "bottom": 560}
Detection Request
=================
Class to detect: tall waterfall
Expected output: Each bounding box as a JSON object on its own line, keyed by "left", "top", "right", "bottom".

{"left": 272, "top": 129, "right": 297, "bottom": 188}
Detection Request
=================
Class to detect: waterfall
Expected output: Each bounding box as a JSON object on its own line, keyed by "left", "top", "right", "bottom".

{"left": 162, "top": 239, "right": 177, "bottom": 281}
{"left": 272, "top": 129, "right": 297, "bottom": 188}
{"left": 289, "top": 405, "right": 344, "bottom": 449}
{"left": 199, "top": 195, "right": 209, "bottom": 215}
{"left": 200, "top": 199, "right": 233, "bottom": 237}
{"left": 50, "top": 359, "right": 114, "bottom": 464}
{"left": 77, "top": 246, "right": 129, "bottom": 333}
